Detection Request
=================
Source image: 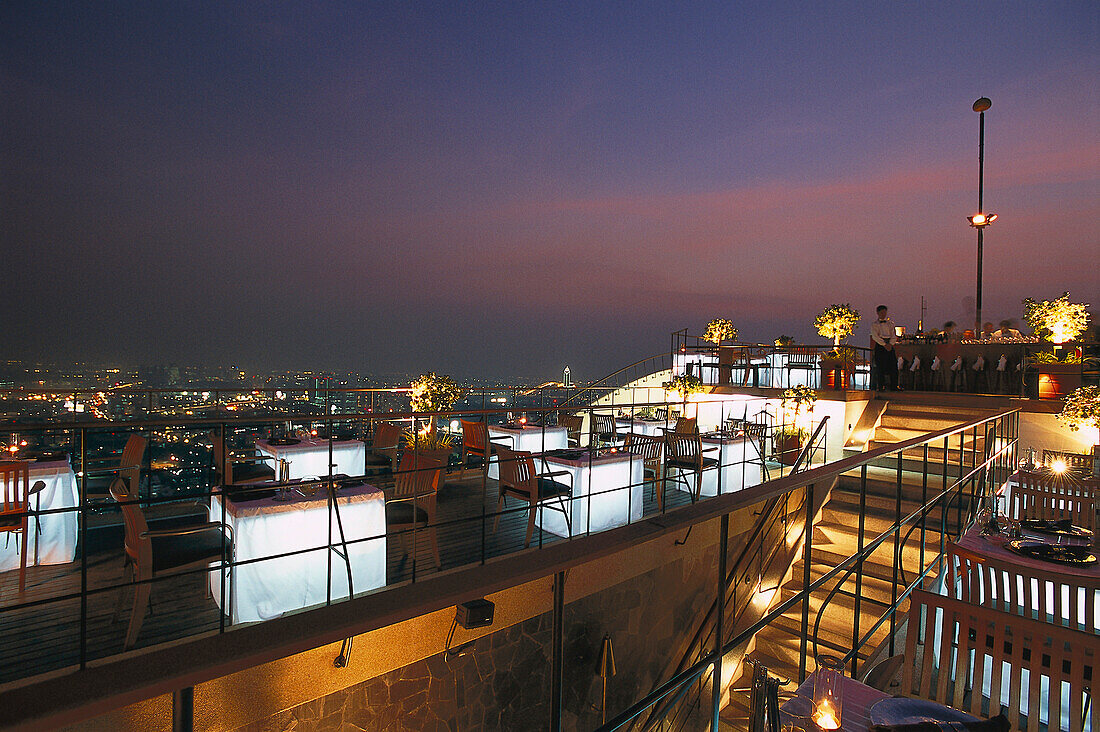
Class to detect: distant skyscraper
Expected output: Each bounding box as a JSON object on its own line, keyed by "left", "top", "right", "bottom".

{"left": 563, "top": 366, "right": 571, "bottom": 388}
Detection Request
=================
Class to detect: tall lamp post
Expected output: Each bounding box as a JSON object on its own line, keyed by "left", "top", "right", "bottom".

{"left": 968, "top": 97, "right": 997, "bottom": 335}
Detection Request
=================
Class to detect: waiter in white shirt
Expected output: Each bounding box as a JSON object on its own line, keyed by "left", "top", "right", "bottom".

{"left": 870, "top": 305, "right": 900, "bottom": 391}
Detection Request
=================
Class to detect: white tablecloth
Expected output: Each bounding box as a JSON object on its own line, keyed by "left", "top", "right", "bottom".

{"left": 487, "top": 426, "right": 568, "bottom": 479}
{"left": 615, "top": 418, "right": 670, "bottom": 438}
{"left": 0, "top": 459, "right": 78, "bottom": 572}
{"left": 667, "top": 435, "right": 763, "bottom": 498}
{"left": 537, "top": 452, "right": 644, "bottom": 538}
{"left": 255, "top": 438, "right": 366, "bottom": 480}
{"left": 209, "top": 483, "right": 386, "bottom": 623}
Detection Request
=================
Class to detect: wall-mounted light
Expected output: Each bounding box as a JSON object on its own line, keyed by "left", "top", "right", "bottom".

{"left": 446, "top": 599, "right": 495, "bottom": 657}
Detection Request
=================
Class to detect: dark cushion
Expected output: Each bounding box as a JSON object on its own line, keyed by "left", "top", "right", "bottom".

{"left": 536, "top": 478, "right": 571, "bottom": 499}
{"left": 231, "top": 461, "right": 275, "bottom": 483}
{"left": 0, "top": 513, "right": 23, "bottom": 529}
{"left": 386, "top": 501, "right": 429, "bottom": 525}
{"left": 363, "top": 452, "right": 393, "bottom": 466}
{"left": 151, "top": 527, "right": 230, "bottom": 573}
{"left": 84, "top": 475, "right": 115, "bottom": 496}
{"left": 666, "top": 457, "right": 719, "bottom": 470}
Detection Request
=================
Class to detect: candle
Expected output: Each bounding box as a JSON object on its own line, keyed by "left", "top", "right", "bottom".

{"left": 813, "top": 702, "right": 841, "bottom": 730}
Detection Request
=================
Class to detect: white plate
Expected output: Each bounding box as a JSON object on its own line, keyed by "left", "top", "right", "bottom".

{"left": 869, "top": 697, "right": 979, "bottom": 725}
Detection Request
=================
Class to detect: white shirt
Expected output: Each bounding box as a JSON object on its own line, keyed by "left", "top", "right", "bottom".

{"left": 871, "top": 318, "right": 896, "bottom": 348}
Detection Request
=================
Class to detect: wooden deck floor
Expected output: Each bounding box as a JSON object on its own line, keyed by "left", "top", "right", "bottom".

{"left": 0, "top": 470, "right": 698, "bottom": 686}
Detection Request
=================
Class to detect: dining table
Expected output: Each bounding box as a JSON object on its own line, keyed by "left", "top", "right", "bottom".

{"left": 614, "top": 417, "right": 671, "bottom": 438}
{"left": 209, "top": 481, "right": 386, "bottom": 623}
{"left": 486, "top": 424, "right": 568, "bottom": 480}
{"left": 535, "top": 449, "right": 644, "bottom": 538}
{"left": 780, "top": 672, "right": 889, "bottom": 731}
{"left": 0, "top": 457, "right": 78, "bottom": 573}
{"left": 666, "top": 433, "right": 764, "bottom": 498}
{"left": 255, "top": 437, "right": 366, "bottom": 480}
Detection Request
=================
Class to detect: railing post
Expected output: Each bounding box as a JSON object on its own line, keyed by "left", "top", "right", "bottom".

{"left": 712, "top": 513, "right": 729, "bottom": 730}
{"left": 890, "top": 450, "right": 902, "bottom": 656}
{"left": 851, "top": 465, "right": 867, "bottom": 677}
{"left": 799, "top": 483, "right": 814, "bottom": 683}
{"left": 550, "top": 570, "right": 566, "bottom": 732}
{"left": 79, "top": 426, "right": 88, "bottom": 669}
{"left": 172, "top": 686, "right": 194, "bottom": 732}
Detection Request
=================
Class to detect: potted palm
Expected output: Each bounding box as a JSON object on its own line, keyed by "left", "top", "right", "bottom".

{"left": 407, "top": 372, "right": 463, "bottom": 464}
{"left": 777, "top": 386, "right": 817, "bottom": 465}
{"left": 815, "top": 304, "right": 861, "bottom": 389}
{"left": 1023, "top": 293, "right": 1090, "bottom": 399}
{"left": 1059, "top": 386, "right": 1100, "bottom": 476}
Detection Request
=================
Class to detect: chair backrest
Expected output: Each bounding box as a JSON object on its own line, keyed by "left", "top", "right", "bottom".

{"left": 119, "top": 434, "right": 148, "bottom": 490}
{"left": 460, "top": 420, "right": 488, "bottom": 453}
{"left": 903, "top": 588, "right": 1095, "bottom": 731}
{"left": 495, "top": 445, "right": 536, "bottom": 498}
{"left": 674, "top": 417, "right": 697, "bottom": 434}
{"left": 667, "top": 433, "right": 702, "bottom": 464}
{"left": 946, "top": 542, "right": 1099, "bottom": 633}
{"left": 655, "top": 407, "right": 669, "bottom": 422}
{"left": 592, "top": 414, "right": 617, "bottom": 436}
{"left": 624, "top": 433, "right": 662, "bottom": 470}
{"left": 369, "top": 423, "right": 402, "bottom": 471}
{"left": 787, "top": 347, "right": 817, "bottom": 367}
{"left": 558, "top": 415, "right": 583, "bottom": 441}
{"left": 210, "top": 430, "right": 227, "bottom": 481}
{"left": 0, "top": 461, "right": 29, "bottom": 516}
{"left": 108, "top": 476, "right": 149, "bottom": 568}
{"left": 393, "top": 455, "right": 444, "bottom": 501}
{"left": 1042, "top": 449, "right": 1093, "bottom": 474}
{"left": 1009, "top": 471, "right": 1098, "bottom": 531}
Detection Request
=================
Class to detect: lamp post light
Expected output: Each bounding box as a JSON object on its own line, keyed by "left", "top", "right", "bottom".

{"left": 969, "top": 97, "right": 996, "bottom": 335}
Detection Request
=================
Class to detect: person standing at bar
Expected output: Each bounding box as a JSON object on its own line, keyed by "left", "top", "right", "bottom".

{"left": 871, "top": 305, "right": 900, "bottom": 391}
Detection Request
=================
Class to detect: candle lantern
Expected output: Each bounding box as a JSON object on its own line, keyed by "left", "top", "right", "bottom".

{"left": 812, "top": 654, "right": 843, "bottom": 730}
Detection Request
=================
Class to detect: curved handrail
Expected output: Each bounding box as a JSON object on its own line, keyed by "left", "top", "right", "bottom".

{"left": 790, "top": 417, "right": 829, "bottom": 474}
{"left": 558, "top": 352, "right": 671, "bottom": 409}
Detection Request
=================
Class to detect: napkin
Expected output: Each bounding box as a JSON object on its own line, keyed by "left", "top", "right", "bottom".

{"left": 869, "top": 713, "right": 1009, "bottom": 732}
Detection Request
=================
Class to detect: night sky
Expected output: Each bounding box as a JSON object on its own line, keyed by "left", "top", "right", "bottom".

{"left": 2, "top": 2, "right": 1097, "bottom": 381}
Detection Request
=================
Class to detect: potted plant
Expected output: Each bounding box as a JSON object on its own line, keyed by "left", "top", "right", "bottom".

{"left": 774, "top": 335, "right": 795, "bottom": 347}
{"left": 815, "top": 305, "right": 861, "bottom": 389}
{"left": 820, "top": 346, "right": 860, "bottom": 390}
{"left": 704, "top": 318, "right": 738, "bottom": 383}
{"left": 1059, "top": 386, "right": 1100, "bottom": 476}
{"left": 407, "top": 373, "right": 463, "bottom": 461}
{"left": 1023, "top": 293, "right": 1091, "bottom": 399}
{"left": 777, "top": 386, "right": 817, "bottom": 465}
{"left": 402, "top": 427, "right": 455, "bottom": 466}
{"left": 663, "top": 373, "right": 704, "bottom": 418}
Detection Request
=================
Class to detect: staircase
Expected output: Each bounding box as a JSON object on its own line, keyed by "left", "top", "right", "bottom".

{"left": 719, "top": 400, "right": 992, "bottom": 728}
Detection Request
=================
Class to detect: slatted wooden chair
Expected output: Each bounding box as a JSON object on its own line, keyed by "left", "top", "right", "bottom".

{"left": 590, "top": 414, "right": 620, "bottom": 447}
{"left": 945, "top": 542, "right": 1099, "bottom": 633}
{"left": 557, "top": 414, "right": 584, "bottom": 447}
{"left": 623, "top": 433, "right": 664, "bottom": 504}
{"left": 783, "top": 347, "right": 818, "bottom": 389}
{"left": 85, "top": 433, "right": 148, "bottom": 501}
{"left": 109, "top": 477, "right": 234, "bottom": 650}
{"left": 664, "top": 433, "right": 719, "bottom": 502}
{"left": 1007, "top": 471, "right": 1098, "bottom": 532}
{"left": 386, "top": 455, "right": 445, "bottom": 569}
{"left": 460, "top": 419, "right": 491, "bottom": 475}
{"left": 493, "top": 446, "right": 573, "bottom": 548}
{"left": 1, "top": 462, "right": 32, "bottom": 592}
{"left": 211, "top": 431, "right": 276, "bottom": 486}
{"left": 903, "top": 588, "right": 1095, "bottom": 732}
{"left": 362, "top": 422, "right": 402, "bottom": 475}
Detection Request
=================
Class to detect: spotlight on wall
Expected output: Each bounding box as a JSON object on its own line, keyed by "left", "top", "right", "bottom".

{"left": 446, "top": 599, "right": 495, "bottom": 657}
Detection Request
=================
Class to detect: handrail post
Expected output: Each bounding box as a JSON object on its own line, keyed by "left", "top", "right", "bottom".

{"left": 79, "top": 426, "right": 88, "bottom": 669}
{"left": 172, "top": 686, "right": 194, "bottom": 732}
{"left": 799, "top": 482, "right": 814, "bottom": 683}
{"left": 550, "top": 570, "right": 565, "bottom": 732}
{"left": 889, "top": 450, "right": 902, "bottom": 656}
{"left": 851, "top": 465, "right": 867, "bottom": 677}
{"left": 711, "top": 513, "right": 729, "bottom": 729}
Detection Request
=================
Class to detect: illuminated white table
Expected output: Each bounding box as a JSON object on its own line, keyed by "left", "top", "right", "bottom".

{"left": 615, "top": 418, "right": 670, "bottom": 438}
{"left": 668, "top": 435, "right": 763, "bottom": 498}
{"left": 537, "top": 451, "right": 644, "bottom": 538}
{"left": 0, "top": 458, "right": 78, "bottom": 572}
{"left": 487, "top": 425, "right": 568, "bottom": 480}
{"left": 210, "top": 482, "right": 386, "bottom": 623}
{"left": 256, "top": 438, "right": 366, "bottom": 479}
{"left": 673, "top": 353, "right": 719, "bottom": 385}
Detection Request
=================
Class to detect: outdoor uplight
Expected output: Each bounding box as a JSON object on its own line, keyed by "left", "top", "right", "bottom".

{"left": 967, "top": 212, "right": 997, "bottom": 227}
{"left": 1051, "top": 458, "right": 1068, "bottom": 475}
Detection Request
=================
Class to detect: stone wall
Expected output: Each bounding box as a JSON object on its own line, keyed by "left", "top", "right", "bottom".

{"left": 235, "top": 541, "right": 718, "bottom": 732}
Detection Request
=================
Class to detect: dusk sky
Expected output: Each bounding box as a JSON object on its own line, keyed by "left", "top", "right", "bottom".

{"left": 2, "top": 2, "right": 1097, "bottom": 381}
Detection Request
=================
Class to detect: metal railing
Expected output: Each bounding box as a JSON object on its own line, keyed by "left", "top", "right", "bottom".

{"left": 594, "top": 407, "right": 1019, "bottom": 731}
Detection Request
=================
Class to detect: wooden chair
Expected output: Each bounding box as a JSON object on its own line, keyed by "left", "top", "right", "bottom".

{"left": 460, "top": 419, "right": 491, "bottom": 474}
{"left": 1, "top": 462, "right": 31, "bottom": 592}
{"left": 1007, "top": 471, "right": 1098, "bottom": 532}
{"left": 664, "top": 433, "right": 718, "bottom": 502}
{"left": 211, "top": 431, "right": 275, "bottom": 486}
{"left": 386, "top": 455, "right": 445, "bottom": 570}
{"left": 623, "top": 433, "right": 664, "bottom": 504}
{"left": 673, "top": 417, "right": 698, "bottom": 434}
{"left": 783, "top": 347, "right": 818, "bottom": 388}
{"left": 557, "top": 414, "right": 584, "bottom": 447}
{"left": 945, "top": 542, "right": 1099, "bottom": 633}
{"left": 493, "top": 446, "right": 573, "bottom": 548}
{"left": 85, "top": 434, "right": 148, "bottom": 501}
{"left": 590, "top": 414, "right": 620, "bottom": 447}
{"left": 363, "top": 422, "right": 402, "bottom": 475}
{"left": 109, "top": 477, "right": 233, "bottom": 650}
{"left": 903, "top": 588, "right": 1095, "bottom": 731}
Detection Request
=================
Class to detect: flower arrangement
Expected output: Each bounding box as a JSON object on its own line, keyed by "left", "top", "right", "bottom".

{"left": 662, "top": 373, "right": 704, "bottom": 401}
{"left": 774, "top": 335, "right": 795, "bottom": 347}
{"left": 703, "top": 318, "right": 737, "bottom": 345}
{"left": 409, "top": 372, "right": 463, "bottom": 433}
{"left": 814, "top": 304, "right": 861, "bottom": 346}
{"left": 822, "top": 346, "right": 860, "bottom": 370}
{"left": 1059, "top": 386, "right": 1100, "bottom": 435}
{"left": 1023, "top": 292, "right": 1090, "bottom": 344}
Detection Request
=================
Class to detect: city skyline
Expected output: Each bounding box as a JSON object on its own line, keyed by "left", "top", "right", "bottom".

{"left": 3, "top": 2, "right": 1098, "bottom": 380}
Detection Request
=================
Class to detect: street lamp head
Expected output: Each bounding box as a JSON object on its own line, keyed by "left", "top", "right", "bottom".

{"left": 973, "top": 97, "right": 992, "bottom": 113}
{"left": 967, "top": 212, "right": 997, "bottom": 227}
